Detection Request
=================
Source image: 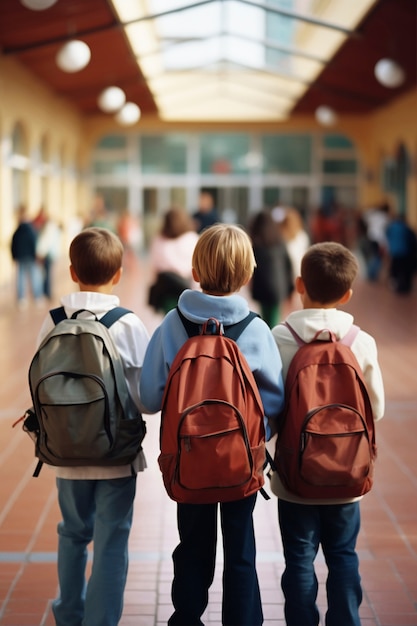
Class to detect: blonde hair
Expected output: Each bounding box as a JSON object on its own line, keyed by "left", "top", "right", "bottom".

{"left": 192, "top": 224, "right": 256, "bottom": 294}
{"left": 70, "top": 227, "right": 124, "bottom": 285}
{"left": 280, "top": 207, "right": 305, "bottom": 241}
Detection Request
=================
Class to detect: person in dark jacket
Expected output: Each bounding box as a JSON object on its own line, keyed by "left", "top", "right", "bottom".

{"left": 11, "top": 205, "right": 43, "bottom": 309}
{"left": 248, "top": 209, "right": 294, "bottom": 327}
{"left": 385, "top": 214, "right": 417, "bottom": 294}
{"left": 192, "top": 190, "right": 221, "bottom": 234}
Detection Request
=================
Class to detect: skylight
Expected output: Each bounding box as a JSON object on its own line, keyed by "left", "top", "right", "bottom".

{"left": 111, "top": 0, "right": 378, "bottom": 122}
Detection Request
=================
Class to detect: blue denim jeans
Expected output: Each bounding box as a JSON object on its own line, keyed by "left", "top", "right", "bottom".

{"left": 16, "top": 259, "right": 42, "bottom": 301}
{"left": 169, "top": 493, "right": 263, "bottom": 626}
{"left": 278, "top": 499, "right": 362, "bottom": 626}
{"left": 52, "top": 476, "right": 137, "bottom": 626}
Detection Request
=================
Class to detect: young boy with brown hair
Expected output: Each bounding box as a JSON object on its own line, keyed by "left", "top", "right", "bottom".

{"left": 140, "top": 223, "right": 285, "bottom": 626}
{"left": 272, "top": 242, "right": 385, "bottom": 626}
{"left": 35, "top": 227, "right": 150, "bottom": 626}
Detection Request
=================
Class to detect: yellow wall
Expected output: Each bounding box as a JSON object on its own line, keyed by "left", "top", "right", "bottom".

{"left": 0, "top": 57, "right": 91, "bottom": 286}
{"left": 1, "top": 55, "right": 416, "bottom": 289}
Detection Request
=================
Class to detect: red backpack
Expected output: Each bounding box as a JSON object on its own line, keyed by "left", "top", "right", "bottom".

{"left": 158, "top": 311, "right": 266, "bottom": 504}
{"left": 274, "top": 323, "right": 377, "bottom": 499}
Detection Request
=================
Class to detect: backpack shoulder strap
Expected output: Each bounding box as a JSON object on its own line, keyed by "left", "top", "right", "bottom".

{"left": 284, "top": 322, "right": 359, "bottom": 346}
{"left": 177, "top": 308, "right": 258, "bottom": 341}
{"left": 282, "top": 321, "right": 305, "bottom": 346}
{"left": 339, "top": 324, "right": 361, "bottom": 347}
{"left": 49, "top": 306, "right": 67, "bottom": 325}
{"left": 224, "top": 311, "right": 259, "bottom": 341}
{"left": 99, "top": 307, "right": 132, "bottom": 329}
{"left": 177, "top": 308, "right": 200, "bottom": 337}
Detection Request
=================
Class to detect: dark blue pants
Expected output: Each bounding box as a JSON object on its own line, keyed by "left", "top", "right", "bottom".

{"left": 168, "top": 494, "right": 263, "bottom": 626}
{"left": 278, "top": 500, "right": 362, "bottom": 626}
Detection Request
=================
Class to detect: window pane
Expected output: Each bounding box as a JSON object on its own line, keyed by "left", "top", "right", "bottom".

{"left": 141, "top": 135, "right": 187, "bottom": 173}
{"left": 322, "top": 159, "right": 357, "bottom": 174}
{"left": 95, "top": 187, "right": 128, "bottom": 213}
{"left": 200, "top": 134, "right": 250, "bottom": 174}
{"left": 262, "top": 135, "right": 312, "bottom": 173}
{"left": 97, "top": 135, "right": 127, "bottom": 149}
{"left": 323, "top": 134, "right": 354, "bottom": 149}
{"left": 263, "top": 187, "right": 280, "bottom": 207}
{"left": 93, "top": 160, "right": 129, "bottom": 175}
{"left": 12, "top": 123, "right": 27, "bottom": 156}
{"left": 170, "top": 187, "right": 186, "bottom": 207}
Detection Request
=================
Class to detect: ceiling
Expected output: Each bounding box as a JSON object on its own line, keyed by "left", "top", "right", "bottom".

{"left": 0, "top": 0, "right": 415, "bottom": 124}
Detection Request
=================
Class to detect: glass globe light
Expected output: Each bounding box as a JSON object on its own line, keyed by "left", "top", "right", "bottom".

{"left": 20, "top": 0, "right": 58, "bottom": 9}
{"left": 374, "top": 58, "right": 405, "bottom": 88}
{"left": 56, "top": 40, "right": 91, "bottom": 73}
{"left": 315, "top": 105, "right": 338, "bottom": 127}
{"left": 98, "top": 87, "right": 126, "bottom": 113}
{"left": 115, "top": 103, "right": 141, "bottom": 126}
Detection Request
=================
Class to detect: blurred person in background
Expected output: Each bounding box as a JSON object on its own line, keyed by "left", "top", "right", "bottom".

{"left": 277, "top": 207, "right": 311, "bottom": 284}
{"left": 117, "top": 209, "right": 143, "bottom": 269}
{"left": 35, "top": 210, "right": 62, "bottom": 301}
{"left": 192, "top": 190, "right": 221, "bottom": 234}
{"left": 362, "top": 202, "right": 390, "bottom": 282}
{"left": 248, "top": 209, "right": 293, "bottom": 328}
{"left": 148, "top": 207, "right": 199, "bottom": 314}
{"left": 11, "top": 205, "right": 43, "bottom": 310}
{"left": 385, "top": 214, "right": 417, "bottom": 294}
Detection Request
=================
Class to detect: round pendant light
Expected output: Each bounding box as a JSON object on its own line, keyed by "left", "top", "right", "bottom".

{"left": 315, "top": 105, "right": 338, "bottom": 127}
{"left": 374, "top": 58, "right": 405, "bottom": 88}
{"left": 56, "top": 40, "right": 91, "bottom": 73}
{"left": 98, "top": 87, "right": 126, "bottom": 113}
{"left": 115, "top": 102, "right": 141, "bottom": 126}
{"left": 20, "top": 0, "right": 58, "bottom": 9}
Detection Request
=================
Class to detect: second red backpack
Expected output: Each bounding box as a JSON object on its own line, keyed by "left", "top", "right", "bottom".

{"left": 274, "top": 323, "right": 377, "bottom": 499}
{"left": 158, "top": 311, "right": 266, "bottom": 504}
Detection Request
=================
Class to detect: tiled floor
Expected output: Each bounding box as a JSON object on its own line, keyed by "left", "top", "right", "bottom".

{"left": 0, "top": 252, "right": 416, "bottom": 626}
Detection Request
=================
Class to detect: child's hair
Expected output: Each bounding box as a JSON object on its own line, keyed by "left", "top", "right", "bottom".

{"left": 249, "top": 209, "right": 282, "bottom": 247}
{"left": 193, "top": 223, "right": 256, "bottom": 294}
{"left": 301, "top": 242, "right": 359, "bottom": 303}
{"left": 70, "top": 227, "right": 124, "bottom": 285}
{"left": 161, "top": 207, "right": 195, "bottom": 238}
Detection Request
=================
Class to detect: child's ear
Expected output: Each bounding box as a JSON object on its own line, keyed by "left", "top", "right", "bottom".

{"left": 112, "top": 267, "right": 123, "bottom": 285}
{"left": 192, "top": 267, "right": 200, "bottom": 283}
{"left": 339, "top": 288, "right": 353, "bottom": 305}
{"left": 69, "top": 265, "right": 78, "bottom": 284}
{"left": 295, "top": 276, "right": 305, "bottom": 295}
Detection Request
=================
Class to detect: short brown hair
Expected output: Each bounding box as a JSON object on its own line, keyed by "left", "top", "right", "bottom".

{"left": 301, "top": 242, "right": 359, "bottom": 304}
{"left": 69, "top": 227, "right": 124, "bottom": 285}
{"left": 161, "top": 207, "right": 195, "bottom": 238}
{"left": 192, "top": 224, "right": 256, "bottom": 294}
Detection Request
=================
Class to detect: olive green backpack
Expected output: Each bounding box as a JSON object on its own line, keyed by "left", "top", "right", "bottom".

{"left": 26, "top": 307, "right": 146, "bottom": 476}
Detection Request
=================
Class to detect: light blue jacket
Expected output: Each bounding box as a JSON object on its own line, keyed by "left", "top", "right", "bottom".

{"left": 140, "top": 289, "right": 285, "bottom": 438}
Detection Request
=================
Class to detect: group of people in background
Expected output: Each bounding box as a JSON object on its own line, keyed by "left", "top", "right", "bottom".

{"left": 308, "top": 200, "right": 417, "bottom": 296}
{"left": 10, "top": 193, "right": 417, "bottom": 318}
{"left": 10, "top": 205, "right": 61, "bottom": 309}
{"left": 359, "top": 202, "right": 417, "bottom": 294}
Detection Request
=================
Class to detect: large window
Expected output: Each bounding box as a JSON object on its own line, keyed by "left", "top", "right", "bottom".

{"left": 91, "top": 131, "right": 359, "bottom": 221}
{"left": 140, "top": 135, "right": 187, "bottom": 174}
{"left": 261, "top": 134, "right": 312, "bottom": 173}
{"left": 200, "top": 134, "right": 251, "bottom": 174}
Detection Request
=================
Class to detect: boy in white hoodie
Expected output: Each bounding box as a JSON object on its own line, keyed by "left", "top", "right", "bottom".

{"left": 35, "top": 227, "right": 150, "bottom": 626}
{"left": 272, "top": 242, "right": 385, "bottom": 626}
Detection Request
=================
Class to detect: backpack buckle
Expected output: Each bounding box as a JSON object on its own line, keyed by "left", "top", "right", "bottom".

{"left": 201, "top": 318, "right": 224, "bottom": 336}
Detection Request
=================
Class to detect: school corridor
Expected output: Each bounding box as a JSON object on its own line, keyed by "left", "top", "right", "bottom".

{"left": 0, "top": 251, "right": 416, "bottom": 626}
